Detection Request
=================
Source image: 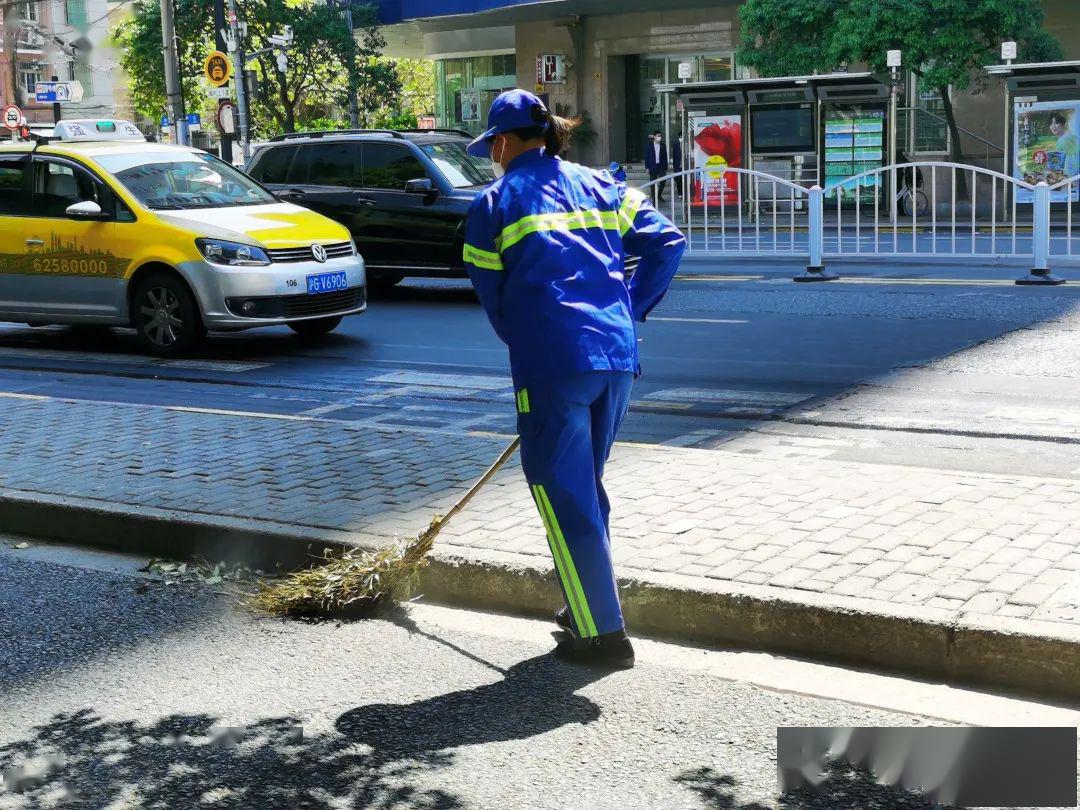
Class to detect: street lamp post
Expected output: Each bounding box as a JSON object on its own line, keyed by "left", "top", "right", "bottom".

{"left": 887, "top": 49, "right": 902, "bottom": 226}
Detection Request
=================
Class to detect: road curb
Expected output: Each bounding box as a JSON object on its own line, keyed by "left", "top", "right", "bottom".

{"left": 7, "top": 488, "right": 1080, "bottom": 699}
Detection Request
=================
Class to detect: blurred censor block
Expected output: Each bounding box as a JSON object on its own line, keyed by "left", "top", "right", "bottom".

{"left": 777, "top": 727, "right": 1077, "bottom": 807}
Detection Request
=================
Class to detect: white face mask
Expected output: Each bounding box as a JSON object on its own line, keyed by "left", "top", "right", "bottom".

{"left": 490, "top": 136, "right": 507, "bottom": 179}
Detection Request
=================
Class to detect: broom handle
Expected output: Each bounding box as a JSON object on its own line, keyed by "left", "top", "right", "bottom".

{"left": 437, "top": 437, "right": 521, "bottom": 528}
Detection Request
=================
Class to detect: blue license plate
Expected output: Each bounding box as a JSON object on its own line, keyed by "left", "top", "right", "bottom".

{"left": 307, "top": 271, "right": 348, "bottom": 295}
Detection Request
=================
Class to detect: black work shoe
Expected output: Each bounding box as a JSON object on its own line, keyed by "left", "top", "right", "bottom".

{"left": 554, "top": 630, "right": 635, "bottom": 668}
{"left": 554, "top": 605, "right": 573, "bottom": 632}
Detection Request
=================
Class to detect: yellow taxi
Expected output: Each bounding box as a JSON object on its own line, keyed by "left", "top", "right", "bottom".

{"left": 0, "top": 119, "right": 366, "bottom": 355}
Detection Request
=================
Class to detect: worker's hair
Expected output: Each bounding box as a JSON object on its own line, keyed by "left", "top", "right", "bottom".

{"left": 502, "top": 103, "right": 580, "bottom": 156}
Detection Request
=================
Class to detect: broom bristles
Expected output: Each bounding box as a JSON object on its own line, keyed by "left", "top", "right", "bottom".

{"left": 246, "top": 514, "right": 445, "bottom": 617}
{"left": 246, "top": 437, "right": 521, "bottom": 619}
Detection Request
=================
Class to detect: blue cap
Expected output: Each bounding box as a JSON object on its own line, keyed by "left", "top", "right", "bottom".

{"left": 609, "top": 162, "right": 619, "bottom": 170}
{"left": 466, "top": 89, "right": 549, "bottom": 158}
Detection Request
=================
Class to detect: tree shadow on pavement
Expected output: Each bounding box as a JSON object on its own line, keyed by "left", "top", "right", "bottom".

{"left": 2, "top": 651, "right": 609, "bottom": 808}
{"left": 0, "top": 709, "right": 460, "bottom": 808}
{"left": 674, "top": 765, "right": 773, "bottom": 809}
{"left": 675, "top": 760, "right": 966, "bottom": 809}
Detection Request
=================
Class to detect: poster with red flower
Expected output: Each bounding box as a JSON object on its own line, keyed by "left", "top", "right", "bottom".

{"left": 692, "top": 116, "right": 742, "bottom": 207}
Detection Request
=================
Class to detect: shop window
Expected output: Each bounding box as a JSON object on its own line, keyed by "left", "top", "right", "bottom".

{"left": 436, "top": 54, "right": 516, "bottom": 134}
{"left": 910, "top": 74, "right": 950, "bottom": 154}
{"left": 19, "top": 63, "right": 42, "bottom": 97}
{"left": 703, "top": 57, "right": 732, "bottom": 83}
{"left": 65, "top": 0, "right": 88, "bottom": 27}
{"left": 19, "top": 1, "right": 38, "bottom": 21}
{"left": 68, "top": 60, "right": 94, "bottom": 97}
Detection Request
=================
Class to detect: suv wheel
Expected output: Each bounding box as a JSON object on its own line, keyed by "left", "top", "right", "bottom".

{"left": 133, "top": 272, "right": 206, "bottom": 356}
{"left": 288, "top": 316, "right": 342, "bottom": 338}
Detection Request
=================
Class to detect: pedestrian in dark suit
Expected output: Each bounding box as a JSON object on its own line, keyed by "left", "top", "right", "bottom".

{"left": 644, "top": 130, "right": 669, "bottom": 203}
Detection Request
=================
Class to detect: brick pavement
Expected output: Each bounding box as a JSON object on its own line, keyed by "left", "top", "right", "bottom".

{"left": 439, "top": 445, "right": 1080, "bottom": 629}
{"left": 4, "top": 393, "right": 1080, "bottom": 632}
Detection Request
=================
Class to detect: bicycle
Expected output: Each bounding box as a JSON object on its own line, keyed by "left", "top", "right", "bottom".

{"left": 897, "top": 180, "right": 929, "bottom": 218}
{"left": 895, "top": 160, "right": 929, "bottom": 218}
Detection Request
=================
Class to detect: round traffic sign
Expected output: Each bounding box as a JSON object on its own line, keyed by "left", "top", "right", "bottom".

{"left": 204, "top": 51, "right": 232, "bottom": 88}
{"left": 2, "top": 105, "right": 21, "bottom": 130}
{"left": 216, "top": 101, "right": 237, "bottom": 135}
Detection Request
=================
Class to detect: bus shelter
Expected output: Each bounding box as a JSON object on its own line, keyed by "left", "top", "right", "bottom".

{"left": 985, "top": 60, "right": 1080, "bottom": 208}
{"left": 656, "top": 73, "right": 890, "bottom": 219}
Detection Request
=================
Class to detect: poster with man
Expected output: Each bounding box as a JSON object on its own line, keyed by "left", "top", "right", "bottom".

{"left": 690, "top": 115, "right": 742, "bottom": 207}
{"left": 1014, "top": 100, "right": 1080, "bottom": 203}
{"left": 460, "top": 88, "right": 481, "bottom": 123}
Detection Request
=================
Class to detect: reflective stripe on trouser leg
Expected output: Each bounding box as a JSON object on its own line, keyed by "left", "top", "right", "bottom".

{"left": 531, "top": 483, "right": 598, "bottom": 638}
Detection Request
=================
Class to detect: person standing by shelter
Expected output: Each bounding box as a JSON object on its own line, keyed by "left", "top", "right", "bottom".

{"left": 462, "top": 90, "right": 686, "bottom": 667}
{"left": 644, "top": 130, "right": 670, "bottom": 203}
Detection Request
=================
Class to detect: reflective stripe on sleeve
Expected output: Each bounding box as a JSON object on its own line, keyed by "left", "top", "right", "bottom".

{"left": 495, "top": 209, "right": 621, "bottom": 252}
{"left": 618, "top": 187, "right": 648, "bottom": 235}
{"left": 463, "top": 243, "right": 504, "bottom": 271}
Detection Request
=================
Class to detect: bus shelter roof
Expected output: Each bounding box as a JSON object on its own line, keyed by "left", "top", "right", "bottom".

{"left": 656, "top": 72, "right": 880, "bottom": 96}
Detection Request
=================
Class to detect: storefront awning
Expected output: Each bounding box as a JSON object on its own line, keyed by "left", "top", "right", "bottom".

{"left": 378, "top": 0, "right": 734, "bottom": 27}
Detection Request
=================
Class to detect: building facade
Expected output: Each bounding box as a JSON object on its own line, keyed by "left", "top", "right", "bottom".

{"left": 377, "top": 0, "right": 1080, "bottom": 170}
{"left": 1, "top": 0, "right": 119, "bottom": 127}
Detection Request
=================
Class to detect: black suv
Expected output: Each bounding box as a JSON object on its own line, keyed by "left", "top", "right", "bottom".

{"left": 245, "top": 129, "right": 493, "bottom": 290}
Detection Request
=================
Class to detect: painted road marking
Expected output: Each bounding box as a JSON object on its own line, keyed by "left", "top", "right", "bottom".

{"left": 0, "top": 347, "right": 269, "bottom": 372}
{"left": 369, "top": 370, "right": 510, "bottom": 391}
{"left": 646, "top": 388, "right": 812, "bottom": 408}
{"left": 159, "top": 359, "right": 270, "bottom": 372}
{"left": 650, "top": 317, "right": 749, "bottom": 324}
{"left": 679, "top": 274, "right": 1029, "bottom": 286}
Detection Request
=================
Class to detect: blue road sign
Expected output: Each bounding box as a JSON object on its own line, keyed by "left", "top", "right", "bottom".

{"left": 35, "top": 82, "right": 58, "bottom": 103}
{"left": 186, "top": 113, "right": 201, "bottom": 126}
{"left": 160, "top": 114, "right": 170, "bottom": 127}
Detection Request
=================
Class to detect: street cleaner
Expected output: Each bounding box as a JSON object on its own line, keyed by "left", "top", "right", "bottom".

{"left": 462, "top": 90, "right": 686, "bottom": 667}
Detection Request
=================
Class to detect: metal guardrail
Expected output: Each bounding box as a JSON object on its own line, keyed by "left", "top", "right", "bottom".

{"left": 639, "top": 162, "right": 1079, "bottom": 284}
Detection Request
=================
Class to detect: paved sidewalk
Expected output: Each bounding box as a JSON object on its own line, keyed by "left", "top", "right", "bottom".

{"left": 440, "top": 444, "right": 1080, "bottom": 627}
{"left": 4, "top": 392, "right": 1080, "bottom": 694}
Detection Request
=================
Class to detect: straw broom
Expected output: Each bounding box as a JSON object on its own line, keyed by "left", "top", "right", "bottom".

{"left": 247, "top": 437, "right": 521, "bottom": 618}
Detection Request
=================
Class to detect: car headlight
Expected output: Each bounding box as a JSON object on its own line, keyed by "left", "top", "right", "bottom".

{"left": 196, "top": 238, "right": 270, "bottom": 267}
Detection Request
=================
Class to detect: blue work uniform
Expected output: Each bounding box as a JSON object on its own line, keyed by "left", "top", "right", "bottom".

{"left": 463, "top": 148, "right": 686, "bottom": 637}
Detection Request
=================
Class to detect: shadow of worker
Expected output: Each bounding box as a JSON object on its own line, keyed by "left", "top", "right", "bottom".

{"left": 335, "top": 652, "right": 607, "bottom": 758}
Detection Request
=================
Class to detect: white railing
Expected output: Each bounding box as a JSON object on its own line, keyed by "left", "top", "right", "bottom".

{"left": 637, "top": 162, "right": 1080, "bottom": 284}
{"left": 640, "top": 167, "right": 812, "bottom": 259}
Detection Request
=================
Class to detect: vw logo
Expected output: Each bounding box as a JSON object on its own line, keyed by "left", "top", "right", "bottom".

{"left": 311, "top": 244, "right": 327, "bottom": 263}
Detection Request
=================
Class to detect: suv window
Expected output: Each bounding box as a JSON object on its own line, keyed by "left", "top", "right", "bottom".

{"left": 285, "top": 145, "right": 311, "bottom": 185}
{"left": 32, "top": 159, "right": 106, "bottom": 218}
{"left": 253, "top": 145, "right": 296, "bottom": 184}
{"left": 361, "top": 143, "right": 427, "bottom": 191}
{"left": 308, "top": 142, "right": 358, "bottom": 187}
{"left": 0, "top": 156, "right": 31, "bottom": 215}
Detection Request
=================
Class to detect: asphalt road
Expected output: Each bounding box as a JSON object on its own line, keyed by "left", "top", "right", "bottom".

{"left": 0, "top": 273, "right": 1078, "bottom": 478}
{"left": 1, "top": 540, "right": 1076, "bottom": 809}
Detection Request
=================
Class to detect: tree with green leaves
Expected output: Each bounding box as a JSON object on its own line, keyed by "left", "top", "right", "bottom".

{"left": 738, "top": 0, "right": 1062, "bottom": 177}
{"left": 113, "top": 0, "right": 214, "bottom": 120}
{"left": 112, "top": 0, "right": 418, "bottom": 137}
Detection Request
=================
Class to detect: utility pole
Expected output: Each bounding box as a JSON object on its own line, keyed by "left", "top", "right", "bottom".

{"left": 159, "top": 0, "right": 187, "bottom": 145}
{"left": 213, "top": 0, "right": 232, "bottom": 162}
{"left": 226, "top": 0, "right": 250, "bottom": 159}
{"left": 49, "top": 75, "right": 60, "bottom": 123}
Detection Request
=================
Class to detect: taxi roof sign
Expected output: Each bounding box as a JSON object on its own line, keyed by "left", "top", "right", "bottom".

{"left": 53, "top": 119, "right": 146, "bottom": 142}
